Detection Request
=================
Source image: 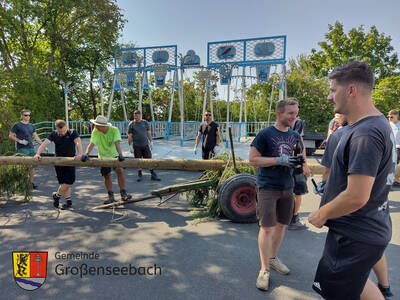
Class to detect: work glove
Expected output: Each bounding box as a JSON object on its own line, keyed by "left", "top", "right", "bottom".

{"left": 149, "top": 141, "right": 153, "bottom": 152}
{"left": 81, "top": 154, "right": 89, "bottom": 162}
{"left": 276, "top": 154, "right": 304, "bottom": 168}
{"left": 193, "top": 147, "right": 197, "bottom": 155}
{"left": 213, "top": 144, "right": 220, "bottom": 155}
{"left": 130, "top": 147, "right": 134, "bottom": 154}
{"left": 18, "top": 139, "right": 28, "bottom": 145}
{"left": 313, "top": 180, "right": 326, "bottom": 195}
{"left": 118, "top": 153, "right": 125, "bottom": 162}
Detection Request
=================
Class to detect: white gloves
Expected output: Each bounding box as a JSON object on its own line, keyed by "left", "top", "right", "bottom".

{"left": 18, "top": 139, "right": 28, "bottom": 145}
{"left": 193, "top": 147, "right": 197, "bottom": 155}
{"left": 130, "top": 147, "right": 134, "bottom": 154}
{"left": 149, "top": 141, "right": 153, "bottom": 151}
{"left": 213, "top": 144, "right": 220, "bottom": 155}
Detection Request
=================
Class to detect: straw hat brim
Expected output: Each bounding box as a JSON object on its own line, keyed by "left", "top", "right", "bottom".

{"left": 90, "top": 119, "right": 112, "bottom": 127}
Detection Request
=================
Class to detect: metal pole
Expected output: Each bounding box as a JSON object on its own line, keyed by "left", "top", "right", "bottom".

{"left": 107, "top": 74, "right": 116, "bottom": 119}
{"left": 65, "top": 90, "right": 69, "bottom": 129}
{"left": 283, "top": 64, "right": 287, "bottom": 99}
{"left": 202, "top": 83, "right": 207, "bottom": 114}
{"left": 138, "top": 72, "right": 143, "bottom": 113}
{"left": 268, "top": 84, "right": 275, "bottom": 124}
{"left": 179, "top": 67, "right": 185, "bottom": 146}
{"left": 99, "top": 81, "right": 104, "bottom": 116}
{"left": 168, "top": 80, "right": 175, "bottom": 123}
{"left": 121, "top": 88, "right": 128, "bottom": 121}
{"left": 149, "top": 88, "right": 155, "bottom": 122}
{"left": 209, "top": 87, "right": 214, "bottom": 120}
{"left": 226, "top": 74, "right": 231, "bottom": 148}
{"left": 242, "top": 67, "right": 247, "bottom": 123}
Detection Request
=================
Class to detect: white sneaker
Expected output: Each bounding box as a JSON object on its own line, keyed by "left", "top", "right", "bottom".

{"left": 269, "top": 257, "right": 290, "bottom": 275}
{"left": 256, "top": 269, "right": 270, "bottom": 291}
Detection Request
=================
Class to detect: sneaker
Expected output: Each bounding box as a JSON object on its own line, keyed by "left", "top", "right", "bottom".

{"left": 104, "top": 192, "right": 115, "bottom": 204}
{"left": 137, "top": 172, "right": 143, "bottom": 182}
{"left": 52, "top": 193, "right": 60, "bottom": 208}
{"left": 378, "top": 284, "right": 394, "bottom": 300}
{"left": 288, "top": 215, "right": 307, "bottom": 230}
{"left": 32, "top": 183, "right": 38, "bottom": 190}
{"left": 151, "top": 173, "right": 161, "bottom": 181}
{"left": 269, "top": 257, "right": 290, "bottom": 275}
{"left": 61, "top": 200, "right": 72, "bottom": 210}
{"left": 256, "top": 269, "right": 270, "bottom": 291}
{"left": 120, "top": 192, "right": 132, "bottom": 202}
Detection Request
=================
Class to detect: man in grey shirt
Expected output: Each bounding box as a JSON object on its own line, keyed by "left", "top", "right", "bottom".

{"left": 308, "top": 61, "right": 396, "bottom": 300}
{"left": 128, "top": 110, "right": 160, "bottom": 181}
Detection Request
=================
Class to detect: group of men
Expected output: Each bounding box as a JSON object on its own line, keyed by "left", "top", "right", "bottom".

{"left": 251, "top": 61, "right": 396, "bottom": 299}
{"left": 10, "top": 110, "right": 160, "bottom": 208}
{"left": 9, "top": 61, "right": 398, "bottom": 299}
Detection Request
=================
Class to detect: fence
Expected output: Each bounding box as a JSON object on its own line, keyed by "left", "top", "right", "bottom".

{"left": 33, "top": 121, "right": 274, "bottom": 144}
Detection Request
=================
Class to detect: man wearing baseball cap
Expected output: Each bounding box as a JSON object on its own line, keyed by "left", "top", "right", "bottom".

{"left": 83, "top": 115, "right": 132, "bottom": 204}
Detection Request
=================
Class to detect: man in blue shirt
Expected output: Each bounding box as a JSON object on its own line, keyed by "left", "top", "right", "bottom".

{"left": 249, "top": 98, "right": 303, "bottom": 291}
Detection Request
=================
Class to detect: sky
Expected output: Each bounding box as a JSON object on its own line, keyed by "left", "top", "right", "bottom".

{"left": 116, "top": 0, "right": 400, "bottom": 66}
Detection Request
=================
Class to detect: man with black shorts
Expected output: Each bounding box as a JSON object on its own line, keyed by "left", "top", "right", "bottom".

{"left": 288, "top": 118, "right": 311, "bottom": 230}
{"left": 249, "top": 98, "right": 304, "bottom": 291}
{"left": 9, "top": 109, "right": 43, "bottom": 189}
{"left": 128, "top": 110, "right": 160, "bottom": 182}
{"left": 194, "top": 110, "right": 220, "bottom": 160}
{"left": 33, "top": 120, "right": 82, "bottom": 210}
{"left": 84, "top": 115, "right": 132, "bottom": 204}
{"left": 308, "top": 61, "right": 396, "bottom": 300}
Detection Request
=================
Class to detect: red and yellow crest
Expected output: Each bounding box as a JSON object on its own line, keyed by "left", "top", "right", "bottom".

{"left": 12, "top": 252, "right": 48, "bottom": 291}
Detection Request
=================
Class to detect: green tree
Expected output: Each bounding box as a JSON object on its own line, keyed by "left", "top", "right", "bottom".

{"left": 309, "top": 21, "right": 399, "bottom": 81}
{"left": 372, "top": 75, "right": 400, "bottom": 114}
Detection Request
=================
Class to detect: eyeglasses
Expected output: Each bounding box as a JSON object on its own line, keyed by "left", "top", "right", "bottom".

{"left": 204, "top": 114, "right": 211, "bottom": 117}
{"left": 23, "top": 114, "right": 31, "bottom": 117}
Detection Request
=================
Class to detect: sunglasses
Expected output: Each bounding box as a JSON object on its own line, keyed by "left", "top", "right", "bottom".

{"left": 23, "top": 114, "right": 31, "bottom": 117}
{"left": 204, "top": 114, "right": 211, "bottom": 116}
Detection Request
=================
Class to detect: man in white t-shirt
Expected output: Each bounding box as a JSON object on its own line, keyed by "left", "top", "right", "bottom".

{"left": 388, "top": 109, "right": 400, "bottom": 188}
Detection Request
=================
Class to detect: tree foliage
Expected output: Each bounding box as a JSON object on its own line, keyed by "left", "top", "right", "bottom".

{"left": 372, "top": 75, "right": 400, "bottom": 114}
{"left": 309, "top": 21, "right": 399, "bottom": 81}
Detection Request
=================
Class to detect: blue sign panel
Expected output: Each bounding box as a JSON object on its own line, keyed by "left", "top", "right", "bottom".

{"left": 256, "top": 65, "right": 270, "bottom": 83}
{"left": 152, "top": 51, "right": 169, "bottom": 64}
{"left": 219, "top": 67, "right": 231, "bottom": 85}
{"left": 183, "top": 50, "right": 200, "bottom": 66}
{"left": 123, "top": 52, "right": 138, "bottom": 65}
{"left": 217, "top": 46, "right": 236, "bottom": 60}
{"left": 126, "top": 72, "right": 136, "bottom": 87}
{"left": 155, "top": 74, "right": 166, "bottom": 87}
{"left": 254, "top": 42, "right": 275, "bottom": 57}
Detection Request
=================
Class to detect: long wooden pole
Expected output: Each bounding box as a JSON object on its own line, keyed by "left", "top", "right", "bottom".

{"left": 0, "top": 156, "right": 353, "bottom": 175}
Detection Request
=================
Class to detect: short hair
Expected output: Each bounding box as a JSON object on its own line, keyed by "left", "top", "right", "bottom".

{"left": 388, "top": 109, "right": 399, "bottom": 116}
{"left": 276, "top": 98, "right": 299, "bottom": 113}
{"left": 328, "top": 61, "right": 374, "bottom": 91}
{"left": 204, "top": 110, "right": 211, "bottom": 114}
{"left": 55, "top": 120, "right": 66, "bottom": 128}
{"left": 134, "top": 110, "right": 141, "bottom": 115}
{"left": 20, "top": 109, "right": 31, "bottom": 115}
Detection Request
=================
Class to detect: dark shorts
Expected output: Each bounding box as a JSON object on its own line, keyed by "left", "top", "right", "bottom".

{"left": 256, "top": 187, "right": 294, "bottom": 227}
{"left": 100, "top": 167, "right": 118, "bottom": 176}
{"left": 55, "top": 166, "right": 76, "bottom": 185}
{"left": 293, "top": 172, "right": 308, "bottom": 195}
{"left": 134, "top": 145, "right": 152, "bottom": 159}
{"left": 397, "top": 148, "right": 400, "bottom": 164}
{"left": 312, "top": 230, "right": 386, "bottom": 300}
{"left": 202, "top": 147, "right": 215, "bottom": 160}
{"left": 17, "top": 148, "right": 35, "bottom": 156}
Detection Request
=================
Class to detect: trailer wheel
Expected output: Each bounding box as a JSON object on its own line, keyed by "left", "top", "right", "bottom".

{"left": 218, "top": 174, "right": 257, "bottom": 223}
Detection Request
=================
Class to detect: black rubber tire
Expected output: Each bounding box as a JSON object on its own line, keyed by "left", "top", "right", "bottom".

{"left": 218, "top": 173, "right": 257, "bottom": 223}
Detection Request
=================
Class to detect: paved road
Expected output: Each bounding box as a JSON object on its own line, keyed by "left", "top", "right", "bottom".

{"left": 1, "top": 139, "right": 399, "bottom": 299}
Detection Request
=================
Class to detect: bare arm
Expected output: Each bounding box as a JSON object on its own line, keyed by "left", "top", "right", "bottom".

{"left": 9, "top": 132, "right": 19, "bottom": 143}
{"left": 85, "top": 142, "right": 95, "bottom": 156}
{"left": 249, "top": 146, "right": 278, "bottom": 168}
{"left": 300, "top": 136, "right": 311, "bottom": 177}
{"left": 308, "top": 173, "right": 375, "bottom": 228}
{"left": 74, "top": 137, "right": 83, "bottom": 160}
{"left": 147, "top": 130, "right": 152, "bottom": 142}
{"left": 128, "top": 133, "right": 133, "bottom": 146}
{"left": 115, "top": 140, "right": 122, "bottom": 155}
{"left": 194, "top": 132, "right": 201, "bottom": 149}
{"left": 32, "top": 132, "right": 42, "bottom": 144}
{"left": 322, "top": 167, "right": 330, "bottom": 182}
{"left": 33, "top": 139, "right": 51, "bottom": 161}
{"left": 216, "top": 129, "right": 220, "bottom": 145}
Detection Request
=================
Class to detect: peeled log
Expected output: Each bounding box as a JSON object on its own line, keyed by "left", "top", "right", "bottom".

{"left": 0, "top": 155, "right": 380, "bottom": 176}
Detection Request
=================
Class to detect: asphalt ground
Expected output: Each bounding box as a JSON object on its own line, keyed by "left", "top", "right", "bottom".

{"left": 1, "top": 138, "right": 399, "bottom": 299}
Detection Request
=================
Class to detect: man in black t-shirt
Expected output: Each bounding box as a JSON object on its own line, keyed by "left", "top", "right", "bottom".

{"left": 194, "top": 110, "right": 220, "bottom": 160}
{"left": 249, "top": 98, "right": 304, "bottom": 291}
{"left": 34, "top": 120, "right": 83, "bottom": 210}
{"left": 308, "top": 61, "right": 396, "bottom": 300}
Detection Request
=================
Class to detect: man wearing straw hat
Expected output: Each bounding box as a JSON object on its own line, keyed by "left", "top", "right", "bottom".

{"left": 83, "top": 115, "right": 132, "bottom": 204}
